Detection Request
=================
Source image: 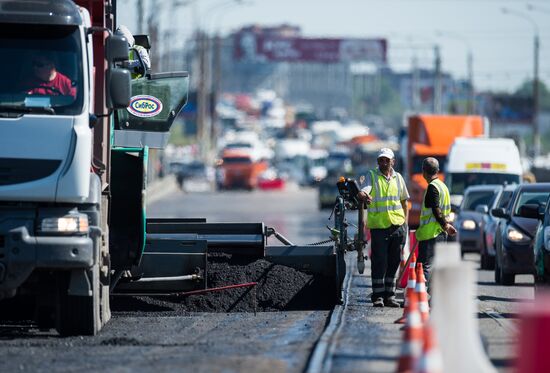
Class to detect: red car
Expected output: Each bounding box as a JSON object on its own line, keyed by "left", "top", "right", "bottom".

{"left": 258, "top": 169, "right": 285, "bottom": 190}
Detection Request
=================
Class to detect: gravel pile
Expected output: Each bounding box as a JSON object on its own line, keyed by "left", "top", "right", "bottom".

{"left": 111, "top": 254, "right": 336, "bottom": 315}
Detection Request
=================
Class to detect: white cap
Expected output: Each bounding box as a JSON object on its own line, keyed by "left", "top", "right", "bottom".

{"left": 115, "top": 25, "right": 135, "bottom": 47}
{"left": 377, "top": 148, "right": 395, "bottom": 159}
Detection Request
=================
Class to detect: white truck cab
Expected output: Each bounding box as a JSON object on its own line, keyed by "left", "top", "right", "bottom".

{"left": 0, "top": 0, "right": 189, "bottom": 336}
{"left": 445, "top": 138, "right": 522, "bottom": 208}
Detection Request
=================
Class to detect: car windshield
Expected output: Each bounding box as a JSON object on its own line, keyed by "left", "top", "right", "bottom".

{"left": 223, "top": 157, "right": 252, "bottom": 164}
{"left": 462, "top": 191, "right": 496, "bottom": 211}
{"left": 447, "top": 173, "right": 520, "bottom": 195}
{"left": 497, "top": 191, "right": 513, "bottom": 209}
{"left": 513, "top": 191, "right": 550, "bottom": 216}
{"left": 0, "top": 23, "right": 83, "bottom": 115}
{"left": 226, "top": 143, "right": 252, "bottom": 149}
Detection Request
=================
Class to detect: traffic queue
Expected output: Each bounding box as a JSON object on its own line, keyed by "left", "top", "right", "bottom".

{"left": 456, "top": 181, "right": 550, "bottom": 289}
{"left": 356, "top": 143, "right": 550, "bottom": 373}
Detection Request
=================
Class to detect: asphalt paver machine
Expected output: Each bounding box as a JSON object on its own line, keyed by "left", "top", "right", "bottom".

{"left": 0, "top": 0, "right": 364, "bottom": 336}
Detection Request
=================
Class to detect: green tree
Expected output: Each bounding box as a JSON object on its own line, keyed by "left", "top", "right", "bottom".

{"left": 514, "top": 79, "right": 550, "bottom": 111}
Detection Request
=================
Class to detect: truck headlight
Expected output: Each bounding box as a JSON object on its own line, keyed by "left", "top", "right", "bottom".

{"left": 448, "top": 212, "right": 456, "bottom": 223}
{"left": 506, "top": 226, "right": 529, "bottom": 243}
{"left": 461, "top": 219, "right": 476, "bottom": 230}
{"left": 40, "top": 213, "right": 89, "bottom": 234}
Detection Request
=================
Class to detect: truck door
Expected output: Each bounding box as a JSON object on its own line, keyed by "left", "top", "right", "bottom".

{"left": 114, "top": 72, "right": 189, "bottom": 148}
{"left": 110, "top": 72, "right": 189, "bottom": 271}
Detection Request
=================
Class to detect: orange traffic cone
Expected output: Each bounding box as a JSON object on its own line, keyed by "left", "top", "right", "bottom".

{"left": 415, "top": 263, "right": 430, "bottom": 324}
{"left": 395, "top": 253, "right": 417, "bottom": 324}
{"left": 396, "top": 291, "right": 424, "bottom": 373}
{"left": 414, "top": 322, "right": 443, "bottom": 373}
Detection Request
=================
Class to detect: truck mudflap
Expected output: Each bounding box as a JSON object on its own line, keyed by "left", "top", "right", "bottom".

{"left": 113, "top": 218, "right": 345, "bottom": 303}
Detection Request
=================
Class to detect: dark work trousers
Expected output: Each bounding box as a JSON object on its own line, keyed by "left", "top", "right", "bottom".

{"left": 370, "top": 224, "right": 406, "bottom": 302}
{"left": 418, "top": 232, "right": 448, "bottom": 293}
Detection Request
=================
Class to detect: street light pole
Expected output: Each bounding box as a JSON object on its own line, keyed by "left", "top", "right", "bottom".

{"left": 502, "top": 7, "right": 541, "bottom": 157}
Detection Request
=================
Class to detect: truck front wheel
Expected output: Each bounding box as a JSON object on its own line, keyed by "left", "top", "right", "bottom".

{"left": 56, "top": 266, "right": 102, "bottom": 336}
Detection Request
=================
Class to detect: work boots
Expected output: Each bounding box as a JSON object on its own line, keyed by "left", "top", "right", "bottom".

{"left": 373, "top": 297, "right": 384, "bottom": 307}
{"left": 384, "top": 297, "right": 401, "bottom": 308}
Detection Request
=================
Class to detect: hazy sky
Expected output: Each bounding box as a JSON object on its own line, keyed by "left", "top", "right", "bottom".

{"left": 119, "top": 0, "right": 550, "bottom": 92}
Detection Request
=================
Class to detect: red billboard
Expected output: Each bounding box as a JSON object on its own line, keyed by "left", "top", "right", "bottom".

{"left": 234, "top": 32, "right": 387, "bottom": 64}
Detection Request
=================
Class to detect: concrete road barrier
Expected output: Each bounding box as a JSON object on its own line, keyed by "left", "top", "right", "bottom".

{"left": 431, "top": 242, "right": 497, "bottom": 373}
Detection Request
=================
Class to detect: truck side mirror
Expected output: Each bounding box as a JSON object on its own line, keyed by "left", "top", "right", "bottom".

{"left": 108, "top": 69, "right": 131, "bottom": 109}
{"left": 491, "top": 207, "right": 509, "bottom": 219}
{"left": 475, "top": 205, "right": 489, "bottom": 214}
{"left": 106, "top": 34, "right": 129, "bottom": 63}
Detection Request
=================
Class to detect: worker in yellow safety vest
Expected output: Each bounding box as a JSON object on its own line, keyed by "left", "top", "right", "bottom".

{"left": 415, "top": 157, "right": 457, "bottom": 291}
{"left": 358, "top": 148, "right": 409, "bottom": 308}
{"left": 115, "top": 25, "right": 151, "bottom": 79}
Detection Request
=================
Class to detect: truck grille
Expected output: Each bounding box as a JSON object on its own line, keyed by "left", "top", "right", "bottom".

{"left": 0, "top": 158, "right": 61, "bottom": 186}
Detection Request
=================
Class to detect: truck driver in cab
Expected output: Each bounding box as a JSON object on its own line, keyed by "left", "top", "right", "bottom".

{"left": 22, "top": 54, "right": 76, "bottom": 98}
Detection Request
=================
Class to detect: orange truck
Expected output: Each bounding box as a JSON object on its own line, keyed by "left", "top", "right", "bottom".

{"left": 403, "top": 115, "right": 488, "bottom": 227}
{"left": 220, "top": 149, "right": 268, "bottom": 190}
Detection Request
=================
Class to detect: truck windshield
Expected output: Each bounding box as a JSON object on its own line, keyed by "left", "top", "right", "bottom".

{"left": 448, "top": 173, "right": 520, "bottom": 195}
{"left": 462, "top": 191, "right": 496, "bottom": 211}
{"left": 0, "top": 24, "right": 83, "bottom": 115}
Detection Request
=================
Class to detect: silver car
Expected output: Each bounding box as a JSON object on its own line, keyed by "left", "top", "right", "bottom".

{"left": 456, "top": 185, "right": 501, "bottom": 256}
{"left": 479, "top": 184, "right": 517, "bottom": 269}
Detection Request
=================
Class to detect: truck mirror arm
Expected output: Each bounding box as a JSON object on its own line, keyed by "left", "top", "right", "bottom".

{"left": 86, "top": 26, "right": 111, "bottom": 36}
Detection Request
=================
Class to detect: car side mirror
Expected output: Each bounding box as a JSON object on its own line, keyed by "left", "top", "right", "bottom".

{"left": 475, "top": 205, "right": 489, "bottom": 214}
{"left": 518, "top": 203, "right": 544, "bottom": 220}
{"left": 491, "top": 207, "right": 509, "bottom": 219}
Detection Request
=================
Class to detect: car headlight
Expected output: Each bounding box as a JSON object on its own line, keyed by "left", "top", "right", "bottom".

{"left": 39, "top": 213, "right": 89, "bottom": 234}
{"left": 448, "top": 212, "right": 456, "bottom": 223}
{"left": 461, "top": 219, "right": 476, "bottom": 230}
{"left": 506, "top": 226, "right": 530, "bottom": 243}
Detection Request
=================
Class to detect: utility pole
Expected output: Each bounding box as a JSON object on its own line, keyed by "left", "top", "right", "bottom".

{"left": 212, "top": 34, "right": 221, "bottom": 144}
{"left": 197, "top": 31, "right": 210, "bottom": 160}
{"left": 435, "top": 31, "right": 474, "bottom": 114}
{"left": 412, "top": 55, "right": 420, "bottom": 111}
{"left": 433, "top": 45, "right": 442, "bottom": 114}
{"left": 467, "top": 50, "right": 474, "bottom": 114}
{"left": 533, "top": 33, "right": 540, "bottom": 157}
{"left": 137, "top": 0, "right": 143, "bottom": 34}
{"left": 502, "top": 7, "right": 541, "bottom": 157}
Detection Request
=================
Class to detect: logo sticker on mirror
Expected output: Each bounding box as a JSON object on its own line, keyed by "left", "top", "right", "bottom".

{"left": 127, "top": 95, "right": 163, "bottom": 117}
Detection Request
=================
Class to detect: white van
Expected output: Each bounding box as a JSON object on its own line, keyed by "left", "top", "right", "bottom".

{"left": 445, "top": 138, "right": 522, "bottom": 208}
